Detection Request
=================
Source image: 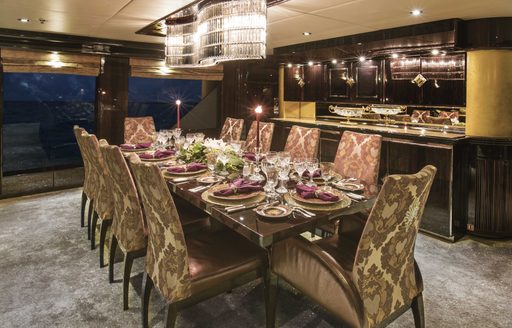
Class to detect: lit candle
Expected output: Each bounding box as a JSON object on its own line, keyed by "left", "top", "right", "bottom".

{"left": 255, "top": 105, "right": 262, "bottom": 150}
{"left": 176, "top": 99, "right": 181, "bottom": 129}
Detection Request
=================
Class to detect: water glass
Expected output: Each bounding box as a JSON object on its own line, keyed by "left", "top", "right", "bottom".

{"left": 230, "top": 140, "right": 242, "bottom": 154}
{"left": 278, "top": 151, "right": 291, "bottom": 166}
{"left": 195, "top": 132, "right": 205, "bottom": 143}
{"left": 242, "top": 161, "right": 252, "bottom": 179}
{"left": 276, "top": 162, "right": 290, "bottom": 194}
{"left": 186, "top": 133, "right": 195, "bottom": 145}
{"left": 218, "top": 152, "right": 230, "bottom": 176}
{"left": 266, "top": 151, "right": 278, "bottom": 165}
{"left": 265, "top": 165, "right": 279, "bottom": 199}
{"left": 293, "top": 158, "right": 307, "bottom": 185}
{"left": 306, "top": 158, "right": 319, "bottom": 187}
{"left": 320, "top": 162, "right": 334, "bottom": 185}
{"left": 206, "top": 152, "right": 218, "bottom": 173}
{"left": 172, "top": 128, "right": 182, "bottom": 140}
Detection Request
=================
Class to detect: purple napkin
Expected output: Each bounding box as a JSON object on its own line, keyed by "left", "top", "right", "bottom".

{"left": 303, "top": 169, "right": 321, "bottom": 178}
{"left": 139, "top": 150, "right": 174, "bottom": 160}
{"left": 120, "top": 142, "right": 152, "bottom": 150}
{"left": 167, "top": 163, "right": 207, "bottom": 174}
{"left": 213, "top": 178, "right": 263, "bottom": 196}
{"left": 295, "top": 184, "right": 339, "bottom": 202}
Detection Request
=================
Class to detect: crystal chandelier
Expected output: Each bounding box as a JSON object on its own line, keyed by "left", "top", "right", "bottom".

{"left": 165, "top": 0, "right": 267, "bottom": 67}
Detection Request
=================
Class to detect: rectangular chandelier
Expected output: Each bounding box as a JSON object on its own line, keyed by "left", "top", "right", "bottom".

{"left": 165, "top": 0, "right": 267, "bottom": 67}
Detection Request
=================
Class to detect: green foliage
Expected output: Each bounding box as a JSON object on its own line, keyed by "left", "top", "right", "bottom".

{"left": 177, "top": 143, "right": 207, "bottom": 164}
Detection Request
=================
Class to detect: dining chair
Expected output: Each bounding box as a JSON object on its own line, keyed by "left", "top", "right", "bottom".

{"left": 411, "top": 110, "right": 430, "bottom": 123}
{"left": 219, "top": 117, "right": 244, "bottom": 142}
{"left": 81, "top": 133, "right": 115, "bottom": 267}
{"left": 438, "top": 110, "right": 459, "bottom": 123}
{"left": 73, "top": 126, "right": 93, "bottom": 230}
{"left": 129, "top": 156, "right": 270, "bottom": 328}
{"left": 124, "top": 116, "right": 156, "bottom": 144}
{"left": 425, "top": 116, "right": 451, "bottom": 125}
{"left": 99, "top": 140, "right": 148, "bottom": 310}
{"left": 243, "top": 121, "right": 275, "bottom": 153}
{"left": 268, "top": 165, "right": 437, "bottom": 328}
{"left": 390, "top": 114, "right": 411, "bottom": 122}
{"left": 333, "top": 131, "right": 382, "bottom": 193}
{"left": 283, "top": 125, "right": 320, "bottom": 160}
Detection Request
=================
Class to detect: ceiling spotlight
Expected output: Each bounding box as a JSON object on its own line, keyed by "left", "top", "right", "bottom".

{"left": 391, "top": 53, "right": 399, "bottom": 59}
{"left": 410, "top": 9, "right": 423, "bottom": 16}
{"left": 431, "top": 49, "right": 440, "bottom": 55}
{"left": 331, "top": 59, "right": 337, "bottom": 64}
{"left": 308, "top": 61, "right": 313, "bottom": 66}
{"left": 287, "top": 63, "right": 292, "bottom": 68}
{"left": 359, "top": 56, "right": 366, "bottom": 62}
{"left": 17, "top": 18, "right": 30, "bottom": 23}
{"left": 303, "top": 32, "right": 312, "bottom": 36}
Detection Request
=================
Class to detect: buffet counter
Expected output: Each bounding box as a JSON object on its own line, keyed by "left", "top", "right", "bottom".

{"left": 270, "top": 117, "right": 469, "bottom": 241}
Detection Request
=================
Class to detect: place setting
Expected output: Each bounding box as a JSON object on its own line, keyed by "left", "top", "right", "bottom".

{"left": 119, "top": 142, "right": 152, "bottom": 152}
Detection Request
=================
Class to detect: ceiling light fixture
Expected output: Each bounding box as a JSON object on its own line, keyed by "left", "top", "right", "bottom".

{"left": 331, "top": 59, "right": 337, "bottom": 64}
{"left": 410, "top": 9, "right": 423, "bottom": 16}
{"left": 17, "top": 18, "right": 30, "bottom": 23}
{"left": 391, "top": 53, "right": 399, "bottom": 59}
{"left": 287, "top": 63, "right": 292, "bottom": 68}
{"left": 359, "top": 56, "right": 366, "bottom": 62}
{"left": 308, "top": 61, "right": 314, "bottom": 66}
{"left": 431, "top": 49, "right": 440, "bottom": 55}
{"left": 303, "top": 32, "right": 312, "bottom": 36}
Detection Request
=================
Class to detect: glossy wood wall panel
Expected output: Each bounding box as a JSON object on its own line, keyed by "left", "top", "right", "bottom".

{"left": 95, "top": 56, "right": 130, "bottom": 145}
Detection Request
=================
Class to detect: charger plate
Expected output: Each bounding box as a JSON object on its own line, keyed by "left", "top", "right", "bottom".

{"left": 201, "top": 190, "right": 266, "bottom": 207}
{"left": 284, "top": 193, "right": 351, "bottom": 212}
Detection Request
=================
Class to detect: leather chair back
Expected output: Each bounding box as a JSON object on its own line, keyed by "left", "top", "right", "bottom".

{"left": 73, "top": 126, "right": 95, "bottom": 199}
{"left": 99, "top": 141, "right": 147, "bottom": 252}
{"left": 81, "top": 134, "right": 114, "bottom": 220}
{"left": 128, "top": 155, "right": 192, "bottom": 303}
{"left": 244, "top": 121, "right": 275, "bottom": 153}
{"left": 352, "top": 165, "right": 436, "bottom": 327}
{"left": 284, "top": 125, "right": 320, "bottom": 160}
{"left": 219, "top": 117, "right": 244, "bottom": 142}
{"left": 124, "top": 116, "right": 156, "bottom": 144}
{"left": 333, "top": 131, "right": 382, "bottom": 193}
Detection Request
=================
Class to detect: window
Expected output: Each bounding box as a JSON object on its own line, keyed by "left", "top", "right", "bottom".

{"left": 2, "top": 73, "right": 95, "bottom": 174}
{"left": 128, "top": 77, "right": 202, "bottom": 130}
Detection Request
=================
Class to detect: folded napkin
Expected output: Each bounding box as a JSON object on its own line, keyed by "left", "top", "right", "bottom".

{"left": 213, "top": 178, "right": 263, "bottom": 196}
{"left": 295, "top": 184, "right": 339, "bottom": 202}
{"left": 120, "top": 142, "right": 152, "bottom": 150}
{"left": 242, "top": 152, "right": 266, "bottom": 162}
{"left": 167, "top": 162, "right": 207, "bottom": 173}
{"left": 303, "top": 169, "right": 321, "bottom": 178}
{"left": 139, "top": 149, "right": 174, "bottom": 160}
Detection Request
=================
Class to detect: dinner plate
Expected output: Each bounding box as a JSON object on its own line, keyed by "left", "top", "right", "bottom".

{"left": 121, "top": 147, "right": 151, "bottom": 153}
{"left": 208, "top": 184, "right": 262, "bottom": 201}
{"left": 163, "top": 168, "right": 207, "bottom": 177}
{"left": 331, "top": 181, "right": 365, "bottom": 191}
{"left": 290, "top": 189, "right": 343, "bottom": 205}
{"left": 196, "top": 176, "right": 224, "bottom": 184}
{"left": 255, "top": 204, "right": 292, "bottom": 220}
{"left": 140, "top": 155, "right": 174, "bottom": 162}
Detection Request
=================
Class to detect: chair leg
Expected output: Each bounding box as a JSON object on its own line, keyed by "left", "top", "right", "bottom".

{"left": 142, "top": 272, "right": 154, "bottom": 328}
{"left": 123, "top": 251, "right": 136, "bottom": 310}
{"left": 99, "top": 219, "right": 112, "bottom": 268}
{"left": 87, "top": 199, "right": 94, "bottom": 240}
{"left": 264, "top": 270, "right": 279, "bottom": 328}
{"left": 80, "top": 191, "right": 87, "bottom": 227}
{"left": 411, "top": 293, "right": 425, "bottom": 328}
{"left": 90, "top": 211, "right": 99, "bottom": 250}
{"left": 164, "top": 303, "right": 178, "bottom": 328}
{"left": 109, "top": 235, "right": 118, "bottom": 283}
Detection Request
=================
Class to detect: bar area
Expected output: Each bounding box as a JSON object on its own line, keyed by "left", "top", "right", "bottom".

{"left": 0, "top": 2, "right": 511, "bottom": 328}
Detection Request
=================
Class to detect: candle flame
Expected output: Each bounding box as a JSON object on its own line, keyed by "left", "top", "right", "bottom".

{"left": 176, "top": 99, "right": 181, "bottom": 106}
{"left": 255, "top": 105, "right": 262, "bottom": 114}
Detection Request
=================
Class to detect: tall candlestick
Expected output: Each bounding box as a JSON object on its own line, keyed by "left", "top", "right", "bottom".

{"left": 176, "top": 99, "right": 181, "bottom": 129}
{"left": 255, "top": 105, "right": 262, "bottom": 150}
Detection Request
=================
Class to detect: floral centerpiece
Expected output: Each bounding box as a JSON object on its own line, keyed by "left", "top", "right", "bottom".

{"left": 177, "top": 138, "right": 244, "bottom": 173}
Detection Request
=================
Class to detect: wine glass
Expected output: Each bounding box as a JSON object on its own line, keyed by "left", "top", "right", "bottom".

{"left": 195, "top": 132, "right": 205, "bottom": 143}
{"left": 306, "top": 158, "right": 319, "bottom": 187}
{"left": 276, "top": 161, "right": 290, "bottom": 194}
{"left": 217, "top": 152, "right": 230, "bottom": 176}
{"left": 186, "top": 133, "right": 195, "bottom": 145}
{"left": 265, "top": 165, "right": 279, "bottom": 200}
{"left": 293, "top": 158, "right": 307, "bottom": 185}
{"left": 266, "top": 151, "right": 278, "bottom": 165}
{"left": 278, "top": 151, "right": 291, "bottom": 167}
{"left": 320, "top": 162, "right": 334, "bottom": 186}
{"left": 242, "top": 160, "right": 252, "bottom": 179}
{"left": 230, "top": 140, "right": 242, "bottom": 155}
{"left": 206, "top": 152, "right": 218, "bottom": 174}
{"left": 172, "top": 128, "right": 182, "bottom": 140}
{"left": 250, "top": 147, "right": 265, "bottom": 182}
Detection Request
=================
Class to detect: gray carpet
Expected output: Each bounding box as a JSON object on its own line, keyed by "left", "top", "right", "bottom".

{"left": 0, "top": 188, "right": 511, "bottom": 328}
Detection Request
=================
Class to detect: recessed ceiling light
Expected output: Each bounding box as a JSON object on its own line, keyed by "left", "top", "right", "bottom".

{"left": 410, "top": 9, "right": 423, "bottom": 16}
{"left": 287, "top": 63, "right": 292, "bottom": 68}
{"left": 391, "top": 53, "right": 399, "bottom": 59}
{"left": 303, "top": 32, "right": 312, "bottom": 36}
{"left": 331, "top": 59, "right": 337, "bottom": 64}
{"left": 431, "top": 49, "right": 440, "bottom": 55}
{"left": 308, "top": 61, "right": 313, "bottom": 66}
{"left": 359, "top": 56, "right": 366, "bottom": 62}
{"left": 357, "top": 42, "right": 362, "bottom": 46}
{"left": 17, "top": 18, "right": 30, "bottom": 23}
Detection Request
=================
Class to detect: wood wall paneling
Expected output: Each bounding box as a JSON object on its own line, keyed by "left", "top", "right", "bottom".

{"left": 95, "top": 56, "right": 130, "bottom": 145}
{"left": 0, "top": 49, "right": 3, "bottom": 194}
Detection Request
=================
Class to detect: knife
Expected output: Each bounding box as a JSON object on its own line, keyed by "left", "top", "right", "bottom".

{"left": 225, "top": 201, "right": 278, "bottom": 214}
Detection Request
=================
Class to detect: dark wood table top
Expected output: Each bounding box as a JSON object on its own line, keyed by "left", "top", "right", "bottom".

{"left": 167, "top": 176, "right": 376, "bottom": 248}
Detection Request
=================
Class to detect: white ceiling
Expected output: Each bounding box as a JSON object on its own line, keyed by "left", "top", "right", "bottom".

{"left": 0, "top": 0, "right": 511, "bottom": 51}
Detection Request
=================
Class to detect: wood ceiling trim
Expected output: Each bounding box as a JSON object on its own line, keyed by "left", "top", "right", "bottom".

{"left": 129, "top": 57, "right": 223, "bottom": 80}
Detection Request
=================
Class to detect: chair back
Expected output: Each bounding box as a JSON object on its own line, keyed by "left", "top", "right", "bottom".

{"left": 425, "top": 116, "right": 451, "bottom": 125}
{"left": 99, "top": 140, "right": 147, "bottom": 252}
{"left": 219, "top": 117, "right": 244, "bottom": 142}
{"left": 333, "top": 131, "right": 382, "bottom": 191}
{"left": 390, "top": 114, "right": 411, "bottom": 122}
{"left": 81, "top": 134, "right": 114, "bottom": 219}
{"left": 411, "top": 110, "right": 429, "bottom": 123}
{"left": 73, "top": 126, "right": 95, "bottom": 199}
{"left": 352, "top": 165, "right": 436, "bottom": 328}
{"left": 129, "top": 155, "right": 192, "bottom": 303}
{"left": 124, "top": 116, "right": 156, "bottom": 144}
{"left": 283, "top": 125, "right": 320, "bottom": 160}
{"left": 438, "top": 110, "right": 459, "bottom": 122}
{"left": 244, "top": 121, "right": 275, "bottom": 153}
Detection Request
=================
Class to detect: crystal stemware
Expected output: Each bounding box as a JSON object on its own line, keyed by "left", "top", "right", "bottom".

{"left": 276, "top": 162, "right": 290, "bottom": 194}
{"left": 266, "top": 151, "right": 278, "bottom": 165}
{"left": 217, "top": 152, "right": 230, "bottom": 176}
{"left": 293, "top": 158, "right": 307, "bottom": 185}
{"left": 206, "top": 152, "right": 218, "bottom": 174}
{"left": 195, "top": 132, "right": 205, "bottom": 143}
{"left": 306, "top": 158, "right": 319, "bottom": 187}
{"left": 186, "top": 133, "right": 195, "bottom": 145}
{"left": 250, "top": 147, "right": 265, "bottom": 182}
{"left": 320, "top": 162, "right": 334, "bottom": 186}
{"left": 265, "top": 165, "right": 279, "bottom": 200}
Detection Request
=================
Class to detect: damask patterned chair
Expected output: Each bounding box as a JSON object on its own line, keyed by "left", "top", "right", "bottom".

{"left": 243, "top": 121, "right": 275, "bottom": 153}
{"left": 425, "top": 116, "right": 451, "bottom": 125}
{"left": 128, "top": 156, "right": 269, "bottom": 328}
{"left": 73, "top": 126, "right": 94, "bottom": 230}
{"left": 390, "top": 114, "right": 411, "bottom": 122}
{"left": 411, "top": 110, "right": 430, "bottom": 123}
{"left": 268, "top": 165, "right": 437, "bottom": 328}
{"left": 124, "top": 116, "right": 156, "bottom": 144}
{"left": 333, "top": 131, "right": 382, "bottom": 194}
{"left": 99, "top": 140, "right": 148, "bottom": 310}
{"left": 219, "top": 117, "right": 244, "bottom": 142}
{"left": 81, "top": 134, "right": 115, "bottom": 267}
{"left": 283, "top": 125, "right": 320, "bottom": 160}
{"left": 438, "top": 110, "right": 459, "bottom": 124}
